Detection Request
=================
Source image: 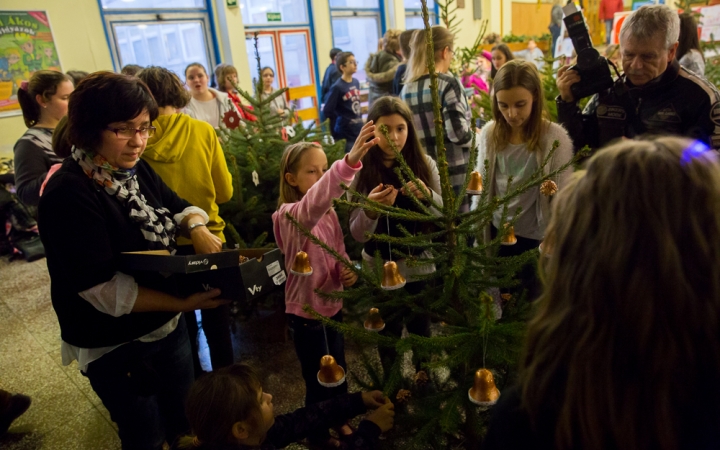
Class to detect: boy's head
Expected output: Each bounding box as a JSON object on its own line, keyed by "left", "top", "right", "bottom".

{"left": 330, "top": 47, "right": 342, "bottom": 62}
{"left": 335, "top": 52, "right": 357, "bottom": 75}
{"left": 182, "top": 364, "right": 275, "bottom": 447}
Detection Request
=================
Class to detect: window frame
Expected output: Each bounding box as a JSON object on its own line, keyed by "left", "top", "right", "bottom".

{"left": 97, "top": 0, "right": 220, "bottom": 73}
{"left": 240, "top": 0, "right": 310, "bottom": 27}
{"left": 404, "top": 0, "right": 440, "bottom": 29}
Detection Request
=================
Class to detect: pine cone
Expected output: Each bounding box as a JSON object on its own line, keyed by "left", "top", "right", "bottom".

{"left": 500, "top": 293, "right": 512, "bottom": 302}
{"left": 540, "top": 180, "right": 558, "bottom": 197}
{"left": 396, "top": 389, "right": 412, "bottom": 403}
{"left": 414, "top": 370, "right": 429, "bottom": 385}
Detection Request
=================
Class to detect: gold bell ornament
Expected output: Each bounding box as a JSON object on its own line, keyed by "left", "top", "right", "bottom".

{"left": 381, "top": 261, "right": 406, "bottom": 290}
{"left": 501, "top": 223, "right": 517, "bottom": 246}
{"left": 364, "top": 307, "right": 386, "bottom": 332}
{"left": 540, "top": 179, "right": 558, "bottom": 197}
{"left": 317, "top": 355, "right": 346, "bottom": 388}
{"left": 290, "top": 251, "right": 313, "bottom": 276}
{"left": 467, "top": 171, "right": 483, "bottom": 195}
{"left": 468, "top": 368, "right": 501, "bottom": 406}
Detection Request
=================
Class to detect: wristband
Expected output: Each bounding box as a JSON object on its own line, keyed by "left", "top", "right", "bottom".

{"left": 187, "top": 222, "right": 207, "bottom": 232}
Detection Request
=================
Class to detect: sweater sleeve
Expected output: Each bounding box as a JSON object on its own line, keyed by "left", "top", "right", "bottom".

{"left": 442, "top": 78, "right": 474, "bottom": 147}
{"left": 265, "top": 392, "right": 375, "bottom": 448}
{"left": 549, "top": 123, "right": 575, "bottom": 190}
{"left": 281, "top": 156, "right": 361, "bottom": 232}
{"left": 323, "top": 84, "right": 341, "bottom": 121}
{"left": 209, "top": 134, "right": 233, "bottom": 204}
{"left": 424, "top": 155, "right": 444, "bottom": 214}
{"left": 140, "top": 161, "right": 192, "bottom": 216}
{"left": 14, "top": 139, "right": 50, "bottom": 206}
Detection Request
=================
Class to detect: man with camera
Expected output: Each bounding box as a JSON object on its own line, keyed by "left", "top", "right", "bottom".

{"left": 556, "top": 4, "right": 720, "bottom": 153}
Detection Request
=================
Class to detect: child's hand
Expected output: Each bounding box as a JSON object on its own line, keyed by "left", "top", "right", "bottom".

{"left": 340, "top": 265, "right": 358, "bottom": 287}
{"left": 401, "top": 180, "right": 429, "bottom": 200}
{"left": 361, "top": 390, "right": 387, "bottom": 409}
{"left": 366, "top": 183, "right": 397, "bottom": 219}
{"left": 366, "top": 401, "right": 395, "bottom": 432}
{"left": 347, "top": 121, "right": 380, "bottom": 167}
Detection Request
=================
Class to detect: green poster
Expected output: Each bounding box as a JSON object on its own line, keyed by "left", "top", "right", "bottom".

{"left": 0, "top": 11, "right": 61, "bottom": 117}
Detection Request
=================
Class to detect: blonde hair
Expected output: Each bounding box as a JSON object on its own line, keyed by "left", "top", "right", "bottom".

{"left": 405, "top": 26, "right": 454, "bottom": 83}
{"left": 383, "top": 29, "right": 402, "bottom": 54}
{"left": 216, "top": 64, "right": 238, "bottom": 93}
{"left": 491, "top": 60, "right": 546, "bottom": 152}
{"left": 523, "top": 137, "right": 720, "bottom": 450}
{"left": 278, "top": 142, "right": 324, "bottom": 207}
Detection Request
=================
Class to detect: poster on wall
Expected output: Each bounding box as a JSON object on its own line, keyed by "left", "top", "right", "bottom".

{"left": 0, "top": 11, "right": 61, "bottom": 118}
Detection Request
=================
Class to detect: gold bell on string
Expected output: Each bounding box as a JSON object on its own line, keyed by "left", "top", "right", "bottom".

{"left": 501, "top": 223, "right": 517, "bottom": 246}
{"left": 364, "top": 307, "right": 385, "bottom": 332}
{"left": 317, "top": 355, "right": 346, "bottom": 388}
{"left": 381, "top": 261, "right": 406, "bottom": 290}
{"left": 468, "top": 368, "right": 501, "bottom": 406}
{"left": 290, "top": 251, "right": 313, "bottom": 276}
{"left": 467, "top": 171, "right": 483, "bottom": 195}
{"left": 540, "top": 179, "right": 558, "bottom": 197}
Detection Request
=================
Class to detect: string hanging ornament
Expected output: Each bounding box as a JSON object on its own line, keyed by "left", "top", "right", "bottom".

{"left": 381, "top": 214, "right": 406, "bottom": 290}
{"left": 317, "top": 323, "right": 346, "bottom": 387}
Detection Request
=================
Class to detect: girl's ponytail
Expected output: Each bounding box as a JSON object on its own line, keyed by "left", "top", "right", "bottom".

{"left": 17, "top": 70, "right": 72, "bottom": 128}
{"left": 404, "top": 26, "right": 454, "bottom": 83}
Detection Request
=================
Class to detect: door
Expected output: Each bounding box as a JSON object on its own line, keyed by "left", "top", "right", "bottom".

{"left": 245, "top": 29, "right": 316, "bottom": 110}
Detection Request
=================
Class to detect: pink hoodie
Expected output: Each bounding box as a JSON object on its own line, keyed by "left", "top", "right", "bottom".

{"left": 272, "top": 155, "right": 362, "bottom": 319}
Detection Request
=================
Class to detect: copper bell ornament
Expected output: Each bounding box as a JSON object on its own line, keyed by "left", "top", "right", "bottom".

{"left": 381, "top": 261, "right": 406, "bottom": 290}
{"left": 290, "top": 251, "right": 313, "bottom": 276}
{"left": 501, "top": 223, "right": 517, "bottom": 246}
{"left": 468, "top": 368, "right": 501, "bottom": 406}
{"left": 317, "top": 355, "right": 346, "bottom": 388}
{"left": 364, "top": 307, "right": 386, "bottom": 332}
{"left": 467, "top": 171, "right": 483, "bottom": 195}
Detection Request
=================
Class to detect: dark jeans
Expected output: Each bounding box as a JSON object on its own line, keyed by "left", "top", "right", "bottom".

{"left": 177, "top": 245, "right": 234, "bottom": 377}
{"left": 84, "top": 315, "right": 194, "bottom": 450}
{"left": 491, "top": 224, "right": 541, "bottom": 301}
{"left": 287, "top": 311, "right": 348, "bottom": 406}
{"left": 378, "top": 281, "right": 431, "bottom": 373}
{"left": 549, "top": 24, "right": 561, "bottom": 58}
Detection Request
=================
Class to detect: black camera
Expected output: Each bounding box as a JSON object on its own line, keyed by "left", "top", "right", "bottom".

{"left": 563, "top": 4, "right": 614, "bottom": 99}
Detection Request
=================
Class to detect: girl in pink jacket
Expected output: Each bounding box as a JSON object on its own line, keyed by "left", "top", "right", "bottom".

{"left": 272, "top": 122, "right": 377, "bottom": 445}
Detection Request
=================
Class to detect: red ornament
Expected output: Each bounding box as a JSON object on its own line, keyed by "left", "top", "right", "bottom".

{"left": 223, "top": 109, "right": 241, "bottom": 130}
{"left": 281, "top": 127, "right": 288, "bottom": 142}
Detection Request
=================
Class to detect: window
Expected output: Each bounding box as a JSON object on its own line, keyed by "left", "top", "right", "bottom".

{"left": 240, "top": 0, "right": 308, "bottom": 25}
{"left": 330, "top": 0, "right": 383, "bottom": 84}
{"left": 404, "top": 0, "right": 438, "bottom": 30}
{"left": 100, "top": 0, "right": 217, "bottom": 78}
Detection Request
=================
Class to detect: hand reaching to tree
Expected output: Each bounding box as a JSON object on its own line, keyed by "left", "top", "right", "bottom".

{"left": 347, "top": 121, "right": 380, "bottom": 167}
{"left": 340, "top": 265, "right": 358, "bottom": 287}
{"left": 366, "top": 183, "right": 397, "bottom": 220}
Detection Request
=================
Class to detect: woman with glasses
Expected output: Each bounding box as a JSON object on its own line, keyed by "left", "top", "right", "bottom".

{"left": 38, "top": 72, "right": 228, "bottom": 450}
{"left": 138, "top": 66, "right": 234, "bottom": 380}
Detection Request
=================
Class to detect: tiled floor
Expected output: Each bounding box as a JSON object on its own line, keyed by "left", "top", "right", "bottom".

{"left": 0, "top": 256, "right": 373, "bottom": 449}
{"left": 0, "top": 257, "right": 121, "bottom": 450}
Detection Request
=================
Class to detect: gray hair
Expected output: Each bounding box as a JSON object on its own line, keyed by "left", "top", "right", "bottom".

{"left": 620, "top": 4, "right": 680, "bottom": 49}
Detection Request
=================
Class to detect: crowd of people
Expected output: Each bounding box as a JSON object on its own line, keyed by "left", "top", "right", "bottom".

{"left": 3, "top": 3, "right": 720, "bottom": 450}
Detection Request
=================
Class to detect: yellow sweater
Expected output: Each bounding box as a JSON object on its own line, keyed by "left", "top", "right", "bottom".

{"left": 143, "top": 113, "right": 233, "bottom": 245}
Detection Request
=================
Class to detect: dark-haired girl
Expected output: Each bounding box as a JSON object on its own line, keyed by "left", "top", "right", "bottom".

{"left": 259, "top": 67, "right": 289, "bottom": 119}
{"left": 348, "top": 96, "right": 441, "bottom": 370}
{"left": 38, "top": 71, "right": 228, "bottom": 450}
{"left": 13, "top": 70, "right": 73, "bottom": 206}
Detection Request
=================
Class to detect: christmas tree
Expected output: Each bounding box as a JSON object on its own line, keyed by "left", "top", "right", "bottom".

{"left": 284, "top": 2, "right": 586, "bottom": 447}
{"left": 218, "top": 34, "right": 345, "bottom": 248}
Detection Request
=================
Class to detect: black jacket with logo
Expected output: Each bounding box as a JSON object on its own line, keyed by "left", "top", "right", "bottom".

{"left": 558, "top": 60, "right": 720, "bottom": 153}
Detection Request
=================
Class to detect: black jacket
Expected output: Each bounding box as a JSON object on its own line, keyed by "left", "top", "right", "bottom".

{"left": 38, "top": 158, "right": 190, "bottom": 348}
{"left": 558, "top": 60, "right": 720, "bottom": 153}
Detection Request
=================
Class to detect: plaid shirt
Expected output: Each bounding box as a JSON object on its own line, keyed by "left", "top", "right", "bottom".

{"left": 401, "top": 73, "right": 474, "bottom": 210}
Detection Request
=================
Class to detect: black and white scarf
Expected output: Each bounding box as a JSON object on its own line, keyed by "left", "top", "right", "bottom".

{"left": 71, "top": 146, "right": 177, "bottom": 253}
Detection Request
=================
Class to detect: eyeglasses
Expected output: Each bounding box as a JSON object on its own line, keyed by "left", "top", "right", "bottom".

{"left": 106, "top": 126, "right": 156, "bottom": 140}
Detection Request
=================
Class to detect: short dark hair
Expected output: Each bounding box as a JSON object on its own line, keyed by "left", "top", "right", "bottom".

{"left": 138, "top": 66, "right": 191, "bottom": 109}
{"left": 16, "top": 70, "right": 72, "bottom": 128}
{"left": 335, "top": 52, "right": 355, "bottom": 71}
{"left": 120, "top": 64, "right": 143, "bottom": 77}
{"left": 54, "top": 72, "right": 158, "bottom": 158}
{"left": 66, "top": 70, "right": 89, "bottom": 87}
{"left": 330, "top": 47, "right": 342, "bottom": 61}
